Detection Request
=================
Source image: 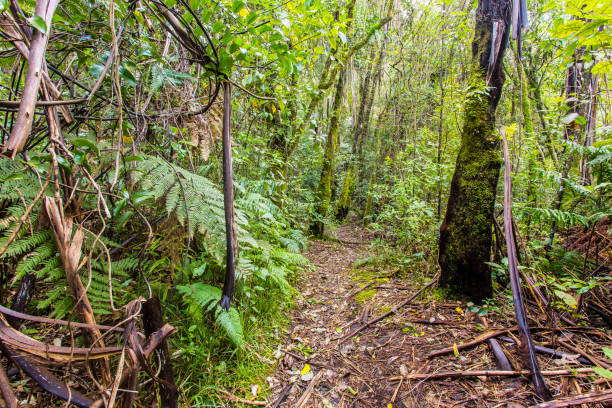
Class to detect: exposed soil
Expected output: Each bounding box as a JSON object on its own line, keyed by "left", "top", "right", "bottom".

{"left": 266, "top": 224, "right": 612, "bottom": 408}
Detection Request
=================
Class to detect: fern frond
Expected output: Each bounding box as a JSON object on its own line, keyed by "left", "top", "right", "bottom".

{"left": 177, "top": 283, "right": 244, "bottom": 348}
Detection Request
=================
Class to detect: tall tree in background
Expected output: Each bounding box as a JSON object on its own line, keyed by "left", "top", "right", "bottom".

{"left": 438, "top": 0, "right": 514, "bottom": 301}
{"left": 310, "top": 71, "right": 346, "bottom": 237}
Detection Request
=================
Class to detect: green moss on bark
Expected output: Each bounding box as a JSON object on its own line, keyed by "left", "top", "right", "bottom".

{"left": 437, "top": 2, "right": 510, "bottom": 302}
{"left": 335, "top": 164, "right": 355, "bottom": 220}
{"left": 310, "top": 73, "right": 344, "bottom": 237}
{"left": 363, "top": 169, "right": 376, "bottom": 221}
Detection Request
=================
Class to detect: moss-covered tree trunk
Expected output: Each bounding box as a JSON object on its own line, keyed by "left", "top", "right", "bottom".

{"left": 336, "top": 44, "right": 385, "bottom": 221}
{"left": 310, "top": 72, "right": 345, "bottom": 237}
{"left": 438, "top": 0, "right": 511, "bottom": 301}
{"left": 335, "top": 59, "right": 372, "bottom": 221}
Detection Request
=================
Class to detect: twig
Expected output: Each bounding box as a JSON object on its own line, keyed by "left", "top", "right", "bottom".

{"left": 390, "top": 376, "right": 403, "bottom": 403}
{"left": 426, "top": 328, "right": 515, "bottom": 359}
{"left": 344, "top": 280, "right": 376, "bottom": 299}
{"left": 498, "top": 336, "right": 592, "bottom": 366}
{"left": 338, "top": 273, "right": 439, "bottom": 342}
{"left": 0, "top": 304, "right": 121, "bottom": 331}
{"left": 224, "top": 78, "right": 276, "bottom": 101}
{"left": 295, "top": 370, "right": 324, "bottom": 408}
{"left": 0, "top": 362, "right": 16, "bottom": 408}
{"left": 388, "top": 367, "right": 596, "bottom": 381}
{"left": 530, "top": 390, "right": 612, "bottom": 408}
{"left": 557, "top": 339, "right": 609, "bottom": 369}
{"left": 269, "top": 384, "right": 292, "bottom": 408}
{"left": 216, "top": 388, "right": 266, "bottom": 406}
{"left": 0, "top": 98, "right": 86, "bottom": 107}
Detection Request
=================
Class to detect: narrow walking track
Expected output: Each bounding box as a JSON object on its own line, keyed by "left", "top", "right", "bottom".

{"left": 266, "top": 224, "right": 548, "bottom": 408}
{"left": 267, "top": 223, "right": 404, "bottom": 407}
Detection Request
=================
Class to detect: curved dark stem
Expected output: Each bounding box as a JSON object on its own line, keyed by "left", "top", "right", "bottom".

{"left": 6, "top": 273, "right": 35, "bottom": 329}
{"left": 220, "top": 81, "right": 236, "bottom": 311}
{"left": 502, "top": 131, "right": 551, "bottom": 401}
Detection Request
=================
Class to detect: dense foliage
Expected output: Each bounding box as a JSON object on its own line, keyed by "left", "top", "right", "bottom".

{"left": 0, "top": 0, "right": 610, "bottom": 405}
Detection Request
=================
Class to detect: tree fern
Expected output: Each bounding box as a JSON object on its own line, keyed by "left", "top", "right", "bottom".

{"left": 522, "top": 207, "right": 590, "bottom": 228}
{"left": 132, "top": 155, "right": 256, "bottom": 261}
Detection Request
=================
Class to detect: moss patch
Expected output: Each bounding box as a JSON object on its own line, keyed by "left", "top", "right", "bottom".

{"left": 355, "top": 289, "right": 377, "bottom": 303}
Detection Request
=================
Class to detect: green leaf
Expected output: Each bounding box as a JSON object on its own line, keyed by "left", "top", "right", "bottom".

{"left": 216, "top": 308, "right": 244, "bottom": 349}
{"left": 0, "top": 0, "right": 8, "bottom": 12}
{"left": 73, "top": 138, "right": 99, "bottom": 154}
{"left": 89, "top": 62, "right": 105, "bottom": 79}
{"left": 28, "top": 15, "right": 47, "bottom": 34}
{"left": 119, "top": 65, "right": 137, "bottom": 87}
{"left": 231, "top": 0, "right": 244, "bottom": 13}
{"left": 593, "top": 367, "right": 612, "bottom": 380}
{"left": 592, "top": 61, "right": 612, "bottom": 75}
{"left": 116, "top": 210, "right": 133, "bottom": 228}
{"left": 554, "top": 290, "right": 577, "bottom": 308}
{"left": 193, "top": 262, "right": 207, "bottom": 277}
{"left": 213, "top": 21, "right": 225, "bottom": 34}
{"left": 218, "top": 48, "right": 234, "bottom": 75}
{"left": 603, "top": 347, "right": 612, "bottom": 360}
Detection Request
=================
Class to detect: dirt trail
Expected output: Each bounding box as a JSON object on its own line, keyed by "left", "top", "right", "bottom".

{"left": 266, "top": 224, "right": 444, "bottom": 407}
{"left": 265, "top": 224, "right": 564, "bottom": 408}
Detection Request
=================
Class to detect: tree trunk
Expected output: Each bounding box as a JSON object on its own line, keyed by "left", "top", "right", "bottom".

{"left": 336, "top": 43, "right": 385, "bottom": 221}
{"left": 438, "top": 0, "right": 511, "bottom": 301}
{"left": 546, "top": 53, "right": 594, "bottom": 248}
{"left": 310, "top": 72, "right": 345, "bottom": 237}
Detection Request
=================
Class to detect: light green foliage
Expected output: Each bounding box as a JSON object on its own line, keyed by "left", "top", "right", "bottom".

{"left": 177, "top": 283, "right": 244, "bottom": 348}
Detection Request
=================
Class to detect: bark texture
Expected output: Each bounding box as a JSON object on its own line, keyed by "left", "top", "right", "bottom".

{"left": 438, "top": 0, "right": 511, "bottom": 301}
{"left": 310, "top": 72, "right": 344, "bottom": 237}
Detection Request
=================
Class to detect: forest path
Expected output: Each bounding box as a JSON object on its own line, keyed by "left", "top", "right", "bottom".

{"left": 265, "top": 224, "right": 537, "bottom": 408}
{"left": 265, "top": 224, "right": 443, "bottom": 407}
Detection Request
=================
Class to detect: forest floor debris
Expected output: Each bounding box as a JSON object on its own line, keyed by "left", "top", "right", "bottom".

{"left": 266, "top": 224, "right": 612, "bottom": 408}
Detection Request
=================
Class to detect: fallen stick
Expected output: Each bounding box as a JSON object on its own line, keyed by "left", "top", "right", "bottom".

{"left": 427, "top": 325, "right": 609, "bottom": 359}
{"left": 0, "top": 342, "right": 94, "bottom": 408}
{"left": 216, "top": 388, "right": 266, "bottom": 406}
{"left": 388, "top": 367, "right": 596, "bottom": 381}
{"left": 0, "top": 363, "right": 16, "bottom": 408}
{"left": 530, "top": 389, "right": 612, "bottom": 408}
{"left": 269, "top": 384, "right": 292, "bottom": 408}
{"left": 0, "top": 304, "right": 121, "bottom": 331}
{"left": 426, "top": 328, "right": 514, "bottom": 359}
{"left": 295, "top": 370, "right": 324, "bottom": 408}
{"left": 498, "top": 336, "right": 593, "bottom": 366}
{"left": 344, "top": 280, "right": 376, "bottom": 299}
{"left": 489, "top": 338, "right": 512, "bottom": 371}
{"left": 338, "top": 273, "right": 439, "bottom": 342}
